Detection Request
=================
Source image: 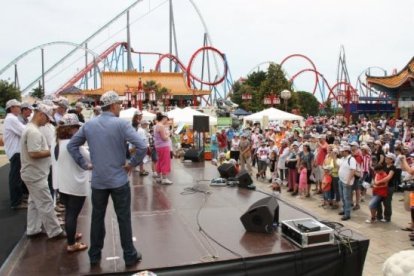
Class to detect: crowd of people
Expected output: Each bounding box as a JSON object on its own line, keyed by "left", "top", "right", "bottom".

{"left": 3, "top": 89, "right": 414, "bottom": 264}
{"left": 209, "top": 116, "right": 414, "bottom": 242}
{"left": 1, "top": 90, "right": 177, "bottom": 266}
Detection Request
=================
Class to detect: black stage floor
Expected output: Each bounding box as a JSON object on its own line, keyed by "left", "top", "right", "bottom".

{"left": 0, "top": 160, "right": 369, "bottom": 276}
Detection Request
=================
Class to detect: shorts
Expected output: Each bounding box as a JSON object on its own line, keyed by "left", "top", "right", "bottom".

{"left": 323, "top": 191, "right": 331, "bottom": 201}
{"left": 150, "top": 148, "right": 158, "bottom": 162}
{"left": 369, "top": 195, "right": 385, "bottom": 210}
{"left": 352, "top": 177, "right": 361, "bottom": 191}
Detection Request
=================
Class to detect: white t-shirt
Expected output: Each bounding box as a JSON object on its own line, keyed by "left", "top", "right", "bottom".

{"left": 20, "top": 123, "right": 51, "bottom": 182}
{"left": 3, "top": 113, "right": 25, "bottom": 159}
{"left": 51, "top": 139, "right": 90, "bottom": 196}
{"left": 39, "top": 123, "right": 56, "bottom": 148}
{"left": 337, "top": 155, "right": 357, "bottom": 185}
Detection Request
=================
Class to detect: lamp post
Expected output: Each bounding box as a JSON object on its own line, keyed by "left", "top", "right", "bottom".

{"left": 162, "top": 92, "right": 173, "bottom": 111}
{"left": 242, "top": 93, "right": 252, "bottom": 110}
{"left": 280, "top": 89, "right": 292, "bottom": 111}
{"left": 263, "top": 92, "right": 280, "bottom": 106}
{"left": 137, "top": 78, "right": 145, "bottom": 110}
{"left": 125, "top": 86, "right": 132, "bottom": 108}
{"left": 337, "top": 86, "right": 359, "bottom": 125}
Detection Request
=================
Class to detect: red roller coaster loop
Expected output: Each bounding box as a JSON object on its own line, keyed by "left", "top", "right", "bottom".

{"left": 329, "top": 81, "right": 358, "bottom": 101}
{"left": 186, "top": 46, "right": 228, "bottom": 88}
{"left": 280, "top": 54, "right": 319, "bottom": 95}
{"left": 154, "top": 46, "right": 228, "bottom": 90}
{"left": 289, "top": 68, "right": 336, "bottom": 101}
{"left": 154, "top": 53, "right": 187, "bottom": 72}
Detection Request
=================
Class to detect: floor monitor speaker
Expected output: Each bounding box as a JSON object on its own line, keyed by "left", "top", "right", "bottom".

{"left": 240, "top": 196, "right": 279, "bottom": 233}
{"left": 217, "top": 163, "right": 237, "bottom": 178}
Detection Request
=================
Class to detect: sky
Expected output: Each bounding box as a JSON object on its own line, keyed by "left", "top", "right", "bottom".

{"left": 0, "top": 0, "right": 413, "bottom": 99}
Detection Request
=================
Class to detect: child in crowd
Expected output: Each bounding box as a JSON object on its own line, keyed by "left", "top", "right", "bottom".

{"left": 321, "top": 166, "right": 333, "bottom": 207}
{"left": 268, "top": 151, "right": 277, "bottom": 183}
{"left": 271, "top": 178, "right": 282, "bottom": 193}
{"left": 366, "top": 164, "right": 389, "bottom": 223}
{"left": 256, "top": 141, "right": 269, "bottom": 180}
{"left": 298, "top": 160, "right": 308, "bottom": 198}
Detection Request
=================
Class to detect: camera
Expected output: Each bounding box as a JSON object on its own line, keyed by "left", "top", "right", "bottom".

{"left": 398, "top": 180, "right": 414, "bottom": 191}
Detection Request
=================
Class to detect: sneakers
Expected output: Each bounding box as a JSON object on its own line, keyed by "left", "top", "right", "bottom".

{"left": 380, "top": 219, "right": 390, "bottom": 223}
{"left": 365, "top": 218, "right": 376, "bottom": 224}
{"left": 161, "top": 178, "right": 173, "bottom": 185}
{"left": 341, "top": 216, "right": 351, "bottom": 221}
{"left": 11, "top": 202, "right": 28, "bottom": 210}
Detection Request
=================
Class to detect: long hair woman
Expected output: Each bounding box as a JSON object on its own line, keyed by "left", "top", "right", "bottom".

{"left": 52, "top": 114, "right": 90, "bottom": 252}
{"left": 154, "top": 113, "right": 172, "bottom": 184}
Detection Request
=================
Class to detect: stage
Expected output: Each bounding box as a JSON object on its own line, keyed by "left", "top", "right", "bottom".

{"left": 0, "top": 160, "right": 369, "bottom": 276}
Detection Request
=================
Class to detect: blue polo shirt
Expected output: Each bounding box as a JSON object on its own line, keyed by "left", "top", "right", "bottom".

{"left": 67, "top": 112, "right": 147, "bottom": 189}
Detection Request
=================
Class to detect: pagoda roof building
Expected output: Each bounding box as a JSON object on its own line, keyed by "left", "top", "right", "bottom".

{"left": 81, "top": 71, "right": 210, "bottom": 97}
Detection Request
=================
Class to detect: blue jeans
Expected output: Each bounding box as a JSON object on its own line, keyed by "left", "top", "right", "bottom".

{"left": 377, "top": 187, "right": 394, "bottom": 221}
{"left": 339, "top": 180, "right": 352, "bottom": 217}
{"left": 89, "top": 183, "right": 138, "bottom": 263}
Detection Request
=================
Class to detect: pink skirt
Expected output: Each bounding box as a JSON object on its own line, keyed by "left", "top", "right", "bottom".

{"left": 156, "top": 146, "right": 171, "bottom": 175}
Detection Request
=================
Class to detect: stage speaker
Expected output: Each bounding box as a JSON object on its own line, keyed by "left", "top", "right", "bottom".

{"left": 240, "top": 196, "right": 279, "bottom": 233}
{"left": 193, "top": 115, "right": 209, "bottom": 132}
{"left": 184, "top": 149, "right": 204, "bottom": 162}
{"left": 235, "top": 170, "right": 253, "bottom": 188}
{"left": 217, "top": 163, "right": 237, "bottom": 178}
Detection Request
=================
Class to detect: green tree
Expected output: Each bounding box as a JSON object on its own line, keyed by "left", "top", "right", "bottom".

{"left": 0, "top": 79, "right": 21, "bottom": 108}
{"left": 293, "top": 91, "right": 320, "bottom": 116}
{"left": 30, "top": 84, "right": 44, "bottom": 99}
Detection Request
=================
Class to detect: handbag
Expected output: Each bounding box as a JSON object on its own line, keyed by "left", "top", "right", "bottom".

{"left": 286, "top": 160, "right": 297, "bottom": 169}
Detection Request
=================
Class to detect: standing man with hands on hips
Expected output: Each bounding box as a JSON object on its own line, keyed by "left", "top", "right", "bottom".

{"left": 67, "top": 90, "right": 147, "bottom": 267}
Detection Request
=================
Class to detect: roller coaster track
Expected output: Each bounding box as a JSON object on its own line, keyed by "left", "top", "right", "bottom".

{"left": 14, "top": 0, "right": 142, "bottom": 93}
{"left": 56, "top": 42, "right": 128, "bottom": 94}
{"left": 0, "top": 41, "right": 100, "bottom": 76}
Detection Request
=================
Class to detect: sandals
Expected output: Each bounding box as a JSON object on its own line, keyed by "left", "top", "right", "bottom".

{"left": 75, "top": 233, "right": 82, "bottom": 240}
{"left": 139, "top": 171, "right": 149, "bottom": 176}
{"left": 67, "top": 242, "right": 88, "bottom": 252}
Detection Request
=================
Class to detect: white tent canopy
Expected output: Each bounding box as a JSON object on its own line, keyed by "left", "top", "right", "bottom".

{"left": 167, "top": 107, "right": 217, "bottom": 125}
{"left": 119, "top": 108, "right": 156, "bottom": 122}
{"left": 243, "top": 107, "right": 304, "bottom": 124}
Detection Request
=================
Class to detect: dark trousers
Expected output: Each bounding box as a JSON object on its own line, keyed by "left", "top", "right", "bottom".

{"left": 60, "top": 193, "right": 86, "bottom": 245}
{"left": 377, "top": 187, "right": 394, "bottom": 221}
{"left": 89, "top": 183, "right": 138, "bottom": 263}
{"left": 331, "top": 176, "right": 340, "bottom": 202}
{"left": 9, "top": 153, "right": 24, "bottom": 207}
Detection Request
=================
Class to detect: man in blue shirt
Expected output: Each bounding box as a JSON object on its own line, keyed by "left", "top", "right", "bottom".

{"left": 67, "top": 90, "right": 147, "bottom": 266}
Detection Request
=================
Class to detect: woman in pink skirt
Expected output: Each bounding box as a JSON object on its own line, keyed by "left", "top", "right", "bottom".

{"left": 154, "top": 113, "right": 172, "bottom": 185}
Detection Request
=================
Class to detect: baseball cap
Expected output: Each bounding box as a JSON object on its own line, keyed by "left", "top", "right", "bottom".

{"left": 100, "top": 90, "right": 122, "bottom": 107}
{"left": 5, "top": 99, "right": 21, "bottom": 110}
{"left": 350, "top": 141, "right": 359, "bottom": 147}
{"left": 56, "top": 97, "right": 69, "bottom": 109}
{"left": 140, "top": 120, "right": 149, "bottom": 125}
{"left": 42, "top": 99, "right": 58, "bottom": 109}
{"left": 385, "top": 153, "right": 396, "bottom": 160}
{"left": 135, "top": 110, "right": 143, "bottom": 116}
{"left": 340, "top": 145, "right": 351, "bottom": 152}
{"left": 37, "top": 103, "right": 54, "bottom": 122}
{"left": 59, "top": 113, "right": 82, "bottom": 126}
{"left": 21, "top": 102, "right": 33, "bottom": 110}
{"left": 75, "top": 102, "right": 83, "bottom": 109}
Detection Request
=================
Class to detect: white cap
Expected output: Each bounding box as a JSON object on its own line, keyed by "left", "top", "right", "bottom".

{"left": 59, "top": 113, "right": 82, "bottom": 126}
{"left": 37, "top": 103, "right": 54, "bottom": 122}
{"left": 100, "top": 90, "right": 122, "bottom": 107}
{"left": 5, "top": 99, "right": 21, "bottom": 110}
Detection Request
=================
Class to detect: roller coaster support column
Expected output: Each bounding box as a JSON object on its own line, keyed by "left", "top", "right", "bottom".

{"left": 41, "top": 48, "right": 45, "bottom": 93}
{"left": 127, "top": 10, "right": 132, "bottom": 71}
{"left": 85, "top": 43, "right": 88, "bottom": 89}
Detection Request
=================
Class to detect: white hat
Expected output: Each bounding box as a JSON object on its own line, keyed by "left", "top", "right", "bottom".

{"left": 59, "top": 113, "right": 82, "bottom": 126}
{"left": 75, "top": 102, "right": 83, "bottom": 108}
{"left": 5, "top": 99, "right": 21, "bottom": 110}
{"left": 56, "top": 97, "right": 69, "bottom": 109}
{"left": 385, "top": 153, "right": 396, "bottom": 160}
{"left": 37, "top": 103, "right": 54, "bottom": 122}
{"left": 100, "top": 90, "right": 122, "bottom": 107}
{"left": 135, "top": 110, "right": 143, "bottom": 116}
{"left": 340, "top": 145, "right": 351, "bottom": 152}
{"left": 21, "top": 102, "right": 33, "bottom": 110}
{"left": 350, "top": 141, "right": 359, "bottom": 147}
{"left": 42, "top": 99, "right": 58, "bottom": 109}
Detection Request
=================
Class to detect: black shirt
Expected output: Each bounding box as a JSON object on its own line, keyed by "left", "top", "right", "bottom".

{"left": 384, "top": 164, "right": 397, "bottom": 188}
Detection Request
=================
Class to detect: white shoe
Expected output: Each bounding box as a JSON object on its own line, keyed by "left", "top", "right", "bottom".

{"left": 153, "top": 173, "right": 159, "bottom": 178}
{"left": 161, "top": 178, "right": 173, "bottom": 185}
